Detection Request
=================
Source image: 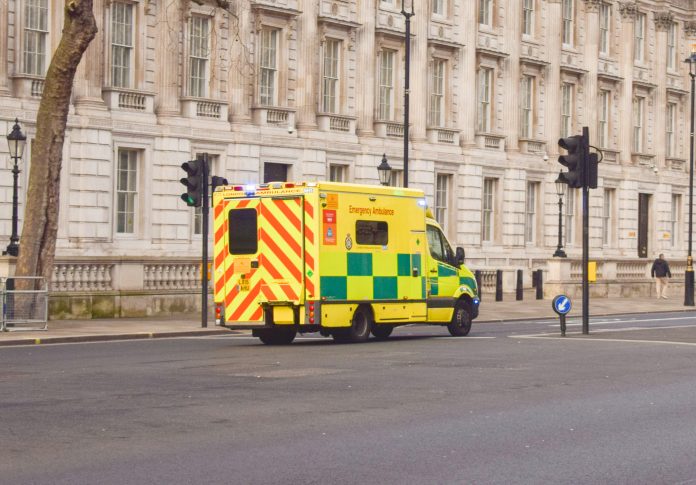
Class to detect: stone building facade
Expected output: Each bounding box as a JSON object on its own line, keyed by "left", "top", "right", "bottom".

{"left": 0, "top": 0, "right": 695, "bottom": 314}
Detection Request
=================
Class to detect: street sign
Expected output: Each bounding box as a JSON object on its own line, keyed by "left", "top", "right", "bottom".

{"left": 552, "top": 295, "right": 572, "bottom": 315}
{"left": 552, "top": 294, "right": 571, "bottom": 337}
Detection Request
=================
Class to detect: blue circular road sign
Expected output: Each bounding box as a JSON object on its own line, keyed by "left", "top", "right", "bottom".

{"left": 552, "top": 295, "right": 572, "bottom": 315}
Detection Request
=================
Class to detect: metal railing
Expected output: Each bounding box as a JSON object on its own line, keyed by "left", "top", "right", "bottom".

{"left": 1, "top": 276, "right": 48, "bottom": 331}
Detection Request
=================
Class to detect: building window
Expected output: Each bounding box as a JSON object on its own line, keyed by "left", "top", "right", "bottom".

{"left": 634, "top": 13, "right": 645, "bottom": 63}
{"left": 599, "top": 3, "right": 610, "bottom": 56}
{"left": 111, "top": 2, "right": 133, "bottom": 88}
{"left": 519, "top": 75, "right": 534, "bottom": 138}
{"left": 561, "top": 0, "right": 573, "bottom": 46}
{"left": 525, "top": 182, "right": 538, "bottom": 244}
{"left": 666, "top": 103, "right": 676, "bottom": 158}
{"left": 671, "top": 194, "right": 681, "bottom": 248}
{"left": 432, "top": 0, "right": 445, "bottom": 16}
{"left": 560, "top": 83, "right": 573, "bottom": 138}
{"left": 598, "top": 90, "right": 610, "bottom": 148}
{"left": 632, "top": 96, "right": 644, "bottom": 153}
{"left": 329, "top": 164, "right": 346, "bottom": 182}
{"left": 565, "top": 188, "right": 575, "bottom": 246}
{"left": 322, "top": 39, "right": 340, "bottom": 114}
{"left": 435, "top": 174, "right": 451, "bottom": 230}
{"left": 477, "top": 67, "right": 492, "bottom": 132}
{"left": 667, "top": 22, "right": 677, "bottom": 71}
{"left": 116, "top": 149, "right": 138, "bottom": 234}
{"left": 522, "top": 0, "right": 534, "bottom": 36}
{"left": 482, "top": 178, "right": 496, "bottom": 242}
{"left": 189, "top": 16, "right": 209, "bottom": 98}
{"left": 602, "top": 188, "right": 614, "bottom": 246}
{"left": 259, "top": 29, "right": 278, "bottom": 106}
{"left": 23, "top": 0, "right": 49, "bottom": 75}
{"left": 478, "top": 0, "right": 492, "bottom": 27}
{"left": 429, "top": 59, "right": 445, "bottom": 127}
{"left": 379, "top": 50, "right": 395, "bottom": 121}
{"left": 389, "top": 169, "right": 404, "bottom": 187}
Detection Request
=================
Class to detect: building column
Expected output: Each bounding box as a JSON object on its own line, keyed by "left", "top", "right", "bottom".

{"left": 295, "top": 0, "right": 317, "bottom": 130}
{"left": 355, "top": 0, "right": 376, "bottom": 136}
{"left": 230, "top": 6, "right": 251, "bottom": 123}
{"left": 583, "top": 0, "right": 601, "bottom": 142}
{"left": 155, "top": 0, "right": 182, "bottom": 117}
{"left": 409, "top": 1, "right": 428, "bottom": 141}
{"left": 0, "top": 1, "right": 10, "bottom": 96}
{"left": 545, "top": 0, "right": 563, "bottom": 155}
{"left": 653, "top": 12, "right": 673, "bottom": 168}
{"left": 73, "top": 0, "right": 106, "bottom": 110}
{"left": 618, "top": 2, "right": 637, "bottom": 165}
{"left": 503, "top": 0, "right": 521, "bottom": 151}
{"left": 459, "top": 0, "right": 477, "bottom": 147}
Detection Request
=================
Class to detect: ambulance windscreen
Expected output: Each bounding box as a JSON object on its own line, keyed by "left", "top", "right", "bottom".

{"left": 229, "top": 208, "right": 258, "bottom": 254}
{"left": 356, "top": 220, "right": 388, "bottom": 246}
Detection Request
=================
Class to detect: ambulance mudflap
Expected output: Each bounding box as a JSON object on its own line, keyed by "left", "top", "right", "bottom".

{"left": 215, "top": 195, "right": 308, "bottom": 326}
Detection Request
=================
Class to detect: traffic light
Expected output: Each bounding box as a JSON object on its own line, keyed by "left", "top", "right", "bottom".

{"left": 211, "top": 176, "right": 228, "bottom": 193}
{"left": 180, "top": 159, "right": 204, "bottom": 207}
{"left": 587, "top": 152, "right": 598, "bottom": 189}
{"left": 557, "top": 134, "right": 587, "bottom": 189}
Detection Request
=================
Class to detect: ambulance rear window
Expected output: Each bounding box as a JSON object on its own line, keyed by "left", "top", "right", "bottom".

{"left": 229, "top": 208, "right": 258, "bottom": 254}
{"left": 356, "top": 220, "right": 388, "bottom": 245}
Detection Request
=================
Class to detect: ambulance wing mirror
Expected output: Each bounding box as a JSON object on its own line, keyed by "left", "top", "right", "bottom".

{"left": 455, "top": 247, "right": 465, "bottom": 266}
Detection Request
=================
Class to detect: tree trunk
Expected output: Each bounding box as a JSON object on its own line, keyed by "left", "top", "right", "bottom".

{"left": 14, "top": 0, "right": 97, "bottom": 285}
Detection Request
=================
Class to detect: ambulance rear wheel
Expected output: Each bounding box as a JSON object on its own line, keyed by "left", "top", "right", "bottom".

{"left": 333, "top": 307, "right": 372, "bottom": 343}
{"left": 258, "top": 328, "right": 296, "bottom": 345}
{"left": 447, "top": 302, "right": 472, "bottom": 337}
{"left": 371, "top": 325, "right": 394, "bottom": 340}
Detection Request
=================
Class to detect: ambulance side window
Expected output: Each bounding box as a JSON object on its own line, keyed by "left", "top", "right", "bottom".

{"left": 426, "top": 225, "right": 449, "bottom": 264}
{"left": 356, "top": 220, "right": 388, "bottom": 245}
{"left": 228, "top": 208, "right": 258, "bottom": 254}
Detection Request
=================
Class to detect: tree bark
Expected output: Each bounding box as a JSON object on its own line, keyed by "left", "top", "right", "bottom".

{"left": 14, "top": 0, "right": 97, "bottom": 284}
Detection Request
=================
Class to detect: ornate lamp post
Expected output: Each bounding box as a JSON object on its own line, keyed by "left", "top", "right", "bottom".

{"left": 377, "top": 153, "right": 392, "bottom": 186}
{"left": 4, "top": 119, "right": 26, "bottom": 257}
{"left": 684, "top": 47, "right": 696, "bottom": 306}
{"left": 553, "top": 171, "right": 567, "bottom": 258}
{"left": 401, "top": 0, "right": 414, "bottom": 188}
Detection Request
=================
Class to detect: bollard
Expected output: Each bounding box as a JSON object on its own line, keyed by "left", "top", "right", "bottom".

{"left": 535, "top": 269, "right": 543, "bottom": 300}
{"left": 495, "top": 270, "right": 503, "bottom": 302}
{"left": 516, "top": 269, "right": 523, "bottom": 301}
{"left": 474, "top": 270, "right": 482, "bottom": 302}
{"left": 532, "top": 270, "right": 537, "bottom": 288}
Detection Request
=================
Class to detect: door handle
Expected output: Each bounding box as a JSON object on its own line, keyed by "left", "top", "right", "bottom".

{"left": 412, "top": 267, "right": 419, "bottom": 277}
{"left": 430, "top": 269, "right": 438, "bottom": 273}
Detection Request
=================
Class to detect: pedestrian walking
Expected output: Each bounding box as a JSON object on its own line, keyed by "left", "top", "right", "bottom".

{"left": 650, "top": 253, "right": 672, "bottom": 299}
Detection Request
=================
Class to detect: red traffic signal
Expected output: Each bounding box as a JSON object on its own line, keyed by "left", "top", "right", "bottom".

{"left": 557, "top": 134, "right": 587, "bottom": 189}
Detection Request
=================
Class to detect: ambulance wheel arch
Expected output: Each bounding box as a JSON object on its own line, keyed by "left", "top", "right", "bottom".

{"left": 333, "top": 304, "right": 373, "bottom": 343}
{"left": 448, "top": 299, "right": 472, "bottom": 337}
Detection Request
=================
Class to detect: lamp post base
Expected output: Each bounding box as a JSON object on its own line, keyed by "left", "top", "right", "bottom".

{"left": 553, "top": 248, "right": 567, "bottom": 258}
{"left": 685, "top": 269, "right": 695, "bottom": 306}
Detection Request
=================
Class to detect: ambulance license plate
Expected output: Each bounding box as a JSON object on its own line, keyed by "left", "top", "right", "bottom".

{"left": 239, "top": 277, "right": 250, "bottom": 292}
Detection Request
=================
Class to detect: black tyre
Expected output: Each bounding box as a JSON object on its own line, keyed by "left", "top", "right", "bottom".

{"left": 447, "top": 301, "right": 472, "bottom": 337}
{"left": 371, "top": 325, "right": 394, "bottom": 340}
{"left": 258, "top": 328, "right": 297, "bottom": 345}
{"left": 333, "top": 307, "right": 372, "bottom": 343}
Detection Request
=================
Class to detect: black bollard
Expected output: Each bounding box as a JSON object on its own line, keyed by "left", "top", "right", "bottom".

{"left": 516, "top": 269, "right": 523, "bottom": 301}
{"left": 495, "top": 270, "right": 503, "bottom": 302}
{"left": 536, "top": 269, "right": 543, "bottom": 300}
{"left": 474, "top": 270, "right": 482, "bottom": 301}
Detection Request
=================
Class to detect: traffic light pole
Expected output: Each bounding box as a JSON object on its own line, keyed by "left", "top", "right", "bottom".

{"left": 581, "top": 126, "right": 590, "bottom": 335}
{"left": 201, "top": 153, "right": 210, "bottom": 328}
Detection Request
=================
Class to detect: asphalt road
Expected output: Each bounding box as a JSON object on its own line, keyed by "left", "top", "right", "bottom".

{"left": 3, "top": 312, "right": 696, "bottom": 484}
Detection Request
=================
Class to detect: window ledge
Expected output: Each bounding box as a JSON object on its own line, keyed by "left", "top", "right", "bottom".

{"left": 667, "top": 157, "right": 686, "bottom": 171}
{"left": 374, "top": 120, "right": 405, "bottom": 138}
{"left": 599, "top": 148, "right": 619, "bottom": 163}
{"left": 519, "top": 138, "right": 546, "bottom": 155}
{"left": 11, "top": 74, "right": 45, "bottom": 99}
{"left": 252, "top": 105, "right": 296, "bottom": 128}
{"left": 181, "top": 97, "right": 229, "bottom": 120}
{"left": 426, "top": 127, "right": 460, "bottom": 145}
{"left": 316, "top": 113, "right": 356, "bottom": 134}
{"left": 631, "top": 153, "right": 655, "bottom": 165}
{"left": 475, "top": 132, "right": 506, "bottom": 151}
{"left": 103, "top": 87, "right": 155, "bottom": 113}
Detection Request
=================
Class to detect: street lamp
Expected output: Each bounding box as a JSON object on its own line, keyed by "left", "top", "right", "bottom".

{"left": 553, "top": 171, "right": 567, "bottom": 258}
{"left": 377, "top": 153, "right": 392, "bottom": 186}
{"left": 401, "top": 0, "right": 414, "bottom": 188}
{"left": 684, "top": 46, "right": 696, "bottom": 306}
{"left": 4, "top": 119, "right": 26, "bottom": 257}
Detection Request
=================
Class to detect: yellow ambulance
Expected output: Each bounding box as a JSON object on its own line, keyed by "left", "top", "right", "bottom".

{"left": 212, "top": 181, "right": 479, "bottom": 344}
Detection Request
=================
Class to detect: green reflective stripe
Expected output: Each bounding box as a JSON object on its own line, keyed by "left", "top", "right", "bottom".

{"left": 347, "top": 253, "right": 372, "bottom": 276}
{"left": 459, "top": 276, "right": 477, "bottom": 294}
{"left": 438, "top": 264, "right": 457, "bottom": 277}
{"left": 397, "top": 254, "right": 411, "bottom": 276}
{"left": 321, "top": 276, "right": 347, "bottom": 300}
{"left": 374, "top": 276, "right": 398, "bottom": 299}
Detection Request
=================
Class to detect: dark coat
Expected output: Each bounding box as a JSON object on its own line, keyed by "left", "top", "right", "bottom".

{"left": 651, "top": 259, "right": 672, "bottom": 278}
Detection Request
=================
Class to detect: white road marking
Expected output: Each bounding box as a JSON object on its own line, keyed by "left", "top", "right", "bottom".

{"left": 512, "top": 334, "right": 696, "bottom": 347}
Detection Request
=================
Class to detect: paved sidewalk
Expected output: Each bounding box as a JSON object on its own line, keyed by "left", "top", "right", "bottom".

{"left": 0, "top": 295, "right": 692, "bottom": 346}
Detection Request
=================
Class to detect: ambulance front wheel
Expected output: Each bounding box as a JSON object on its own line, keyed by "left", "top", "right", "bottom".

{"left": 257, "top": 328, "right": 297, "bottom": 345}
{"left": 447, "top": 301, "right": 472, "bottom": 337}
